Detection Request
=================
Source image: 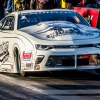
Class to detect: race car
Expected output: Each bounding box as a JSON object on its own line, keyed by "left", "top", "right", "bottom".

{"left": 0, "top": 9, "right": 100, "bottom": 77}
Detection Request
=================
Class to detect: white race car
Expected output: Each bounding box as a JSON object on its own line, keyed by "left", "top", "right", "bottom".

{"left": 0, "top": 9, "right": 100, "bottom": 76}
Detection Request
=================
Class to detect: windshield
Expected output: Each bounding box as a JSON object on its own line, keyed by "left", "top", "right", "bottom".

{"left": 18, "top": 11, "right": 90, "bottom": 29}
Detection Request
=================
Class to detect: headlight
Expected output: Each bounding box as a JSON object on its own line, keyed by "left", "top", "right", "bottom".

{"left": 94, "top": 43, "right": 100, "bottom": 48}
{"left": 35, "top": 44, "right": 54, "bottom": 50}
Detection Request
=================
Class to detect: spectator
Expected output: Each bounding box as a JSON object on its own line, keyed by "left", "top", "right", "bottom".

{"left": 30, "top": 0, "right": 36, "bottom": 9}
{"left": 30, "top": 0, "right": 57, "bottom": 10}
{"left": 64, "top": 0, "right": 81, "bottom": 9}
{"left": 5, "top": 0, "right": 13, "bottom": 15}
{"left": 23, "top": 0, "right": 30, "bottom": 10}
{"left": 84, "top": 0, "right": 97, "bottom": 6}
{"left": 0, "top": 0, "right": 7, "bottom": 20}
{"left": 64, "top": 0, "right": 73, "bottom": 9}
{"left": 25, "top": 3, "right": 30, "bottom": 10}
{"left": 36, "top": 0, "right": 53, "bottom": 10}
{"left": 15, "top": 1, "right": 24, "bottom": 11}
{"left": 15, "top": 2, "right": 21, "bottom": 11}
{"left": 52, "top": 0, "right": 57, "bottom": 8}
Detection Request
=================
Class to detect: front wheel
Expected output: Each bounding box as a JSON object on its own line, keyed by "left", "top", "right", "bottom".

{"left": 20, "top": 71, "right": 28, "bottom": 77}
{"left": 14, "top": 48, "right": 28, "bottom": 77}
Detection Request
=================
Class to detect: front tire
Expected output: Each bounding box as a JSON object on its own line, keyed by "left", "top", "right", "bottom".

{"left": 20, "top": 71, "right": 28, "bottom": 77}
{"left": 14, "top": 48, "right": 28, "bottom": 77}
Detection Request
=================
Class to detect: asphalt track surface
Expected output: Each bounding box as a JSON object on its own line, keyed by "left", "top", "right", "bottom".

{"left": 0, "top": 70, "right": 100, "bottom": 100}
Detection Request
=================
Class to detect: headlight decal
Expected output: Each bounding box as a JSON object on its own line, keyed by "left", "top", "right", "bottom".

{"left": 35, "top": 45, "right": 54, "bottom": 50}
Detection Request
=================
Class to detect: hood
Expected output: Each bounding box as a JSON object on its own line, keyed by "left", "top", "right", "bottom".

{"left": 19, "top": 21, "right": 100, "bottom": 41}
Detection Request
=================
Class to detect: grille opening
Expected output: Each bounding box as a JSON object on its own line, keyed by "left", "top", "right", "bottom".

{"left": 53, "top": 44, "right": 93, "bottom": 49}
{"left": 46, "top": 55, "right": 75, "bottom": 67}
{"left": 62, "top": 59, "right": 75, "bottom": 66}
{"left": 35, "top": 56, "right": 44, "bottom": 64}
{"left": 46, "top": 58, "right": 56, "bottom": 67}
{"left": 77, "top": 58, "right": 89, "bottom": 66}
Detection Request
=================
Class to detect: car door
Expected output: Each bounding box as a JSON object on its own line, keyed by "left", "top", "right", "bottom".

{"left": 0, "top": 16, "right": 15, "bottom": 72}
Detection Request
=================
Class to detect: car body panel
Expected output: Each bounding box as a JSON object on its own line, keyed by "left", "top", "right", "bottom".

{"left": 0, "top": 9, "right": 100, "bottom": 73}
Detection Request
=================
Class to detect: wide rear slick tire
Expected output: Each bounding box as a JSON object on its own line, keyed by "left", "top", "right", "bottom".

{"left": 14, "top": 48, "right": 28, "bottom": 77}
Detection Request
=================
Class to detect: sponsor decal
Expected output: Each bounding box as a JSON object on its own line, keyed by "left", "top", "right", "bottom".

{"left": 26, "top": 63, "right": 33, "bottom": 67}
{"left": 1, "top": 68, "right": 8, "bottom": 72}
{"left": 1, "top": 68, "right": 6, "bottom": 72}
{"left": 22, "top": 51, "right": 32, "bottom": 61}
{"left": 0, "top": 66, "right": 13, "bottom": 72}
{"left": 0, "top": 41, "right": 9, "bottom": 63}
{"left": 47, "top": 28, "right": 94, "bottom": 38}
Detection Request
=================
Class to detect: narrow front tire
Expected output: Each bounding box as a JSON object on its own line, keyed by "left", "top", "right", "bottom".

{"left": 20, "top": 71, "right": 28, "bottom": 77}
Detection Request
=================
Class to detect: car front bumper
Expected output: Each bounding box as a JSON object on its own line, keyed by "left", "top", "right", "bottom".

{"left": 23, "top": 48, "right": 100, "bottom": 72}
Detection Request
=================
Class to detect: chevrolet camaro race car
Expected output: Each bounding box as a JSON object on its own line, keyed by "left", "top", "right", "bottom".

{"left": 0, "top": 9, "right": 100, "bottom": 76}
